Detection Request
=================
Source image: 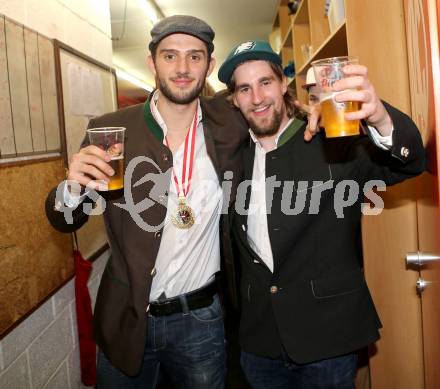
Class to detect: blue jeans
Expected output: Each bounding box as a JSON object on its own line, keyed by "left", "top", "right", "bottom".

{"left": 97, "top": 294, "right": 225, "bottom": 389}
{"left": 241, "top": 350, "right": 358, "bottom": 389}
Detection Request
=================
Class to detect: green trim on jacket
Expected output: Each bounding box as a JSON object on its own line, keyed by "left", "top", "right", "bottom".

{"left": 277, "top": 118, "right": 305, "bottom": 148}
{"left": 143, "top": 100, "right": 164, "bottom": 143}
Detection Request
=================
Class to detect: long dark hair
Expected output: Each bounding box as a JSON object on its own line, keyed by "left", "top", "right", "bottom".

{"left": 226, "top": 61, "right": 298, "bottom": 118}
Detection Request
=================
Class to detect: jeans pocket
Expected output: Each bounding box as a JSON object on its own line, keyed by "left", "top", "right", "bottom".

{"left": 190, "top": 295, "right": 223, "bottom": 323}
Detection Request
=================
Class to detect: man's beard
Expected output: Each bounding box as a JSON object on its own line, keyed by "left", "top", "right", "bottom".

{"left": 247, "top": 106, "right": 283, "bottom": 138}
{"left": 157, "top": 72, "right": 207, "bottom": 105}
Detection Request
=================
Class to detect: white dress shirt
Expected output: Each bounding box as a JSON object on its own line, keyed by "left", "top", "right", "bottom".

{"left": 148, "top": 91, "right": 222, "bottom": 301}
{"left": 64, "top": 91, "right": 223, "bottom": 300}
{"left": 246, "top": 120, "right": 394, "bottom": 272}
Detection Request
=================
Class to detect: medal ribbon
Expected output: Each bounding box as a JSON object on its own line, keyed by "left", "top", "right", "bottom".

{"left": 165, "top": 113, "right": 197, "bottom": 198}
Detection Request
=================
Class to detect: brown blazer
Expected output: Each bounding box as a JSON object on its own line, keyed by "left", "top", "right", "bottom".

{"left": 46, "top": 96, "right": 248, "bottom": 375}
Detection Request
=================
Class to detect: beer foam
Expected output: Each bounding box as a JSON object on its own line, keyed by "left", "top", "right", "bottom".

{"left": 319, "top": 89, "right": 358, "bottom": 103}
{"left": 319, "top": 92, "right": 335, "bottom": 103}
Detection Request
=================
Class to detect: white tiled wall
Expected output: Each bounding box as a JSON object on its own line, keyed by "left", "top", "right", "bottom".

{"left": 0, "top": 0, "right": 113, "bottom": 66}
{"left": 0, "top": 1, "right": 113, "bottom": 387}
{"left": 0, "top": 250, "right": 109, "bottom": 389}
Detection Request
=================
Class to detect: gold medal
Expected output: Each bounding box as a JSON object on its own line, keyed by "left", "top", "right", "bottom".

{"left": 171, "top": 197, "right": 195, "bottom": 229}
{"left": 165, "top": 113, "right": 198, "bottom": 230}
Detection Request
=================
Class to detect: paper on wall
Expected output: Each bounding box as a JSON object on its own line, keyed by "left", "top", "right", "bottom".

{"left": 67, "top": 62, "right": 105, "bottom": 117}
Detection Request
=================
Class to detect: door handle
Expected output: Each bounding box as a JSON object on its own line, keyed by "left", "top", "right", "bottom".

{"left": 416, "top": 278, "right": 432, "bottom": 294}
{"left": 406, "top": 252, "right": 440, "bottom": 267}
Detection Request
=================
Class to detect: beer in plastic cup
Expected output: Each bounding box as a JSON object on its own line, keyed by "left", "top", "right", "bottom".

{"left": 86, "top": 127, "right": 126, "bottom": 190}
{"left": 319, "top": 92, "right": 360, "bottom": 137}
{"left": 311, "top": 56, "right": 360, "bottom": 137}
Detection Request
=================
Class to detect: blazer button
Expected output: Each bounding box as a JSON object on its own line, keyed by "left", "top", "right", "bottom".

{"left": 146, "top": 304, "right": 150, "bottom": 313}
{"left": 154, "top": 231, "right": 162, "bottom": 239}
{"left": 400, "top": 147, "right": 410, "bottom": 158}
{"left": 270, "top": 285, "right": 278, "bottom": 294}
{"left": 162, "top": 153, "right": 169, "bottom": 161}
{"left": 150, "top": 267, "right": 157, "bottom": 277}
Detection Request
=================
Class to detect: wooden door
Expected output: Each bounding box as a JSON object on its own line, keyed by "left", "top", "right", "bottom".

{"left": 360, "top": 0, "right": 440, "bottom": 387}
{"left": 346, "top": 0, "right": 425, "bottom": 387}
{"left": 345, "top": 0, "right": 440, "bottom": 387}
{"left": 405, "top": 0, "right": 440, "bottom": 387}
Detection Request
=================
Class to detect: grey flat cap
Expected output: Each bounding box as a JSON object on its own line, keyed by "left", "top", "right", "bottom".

{"left": 149, "top": 15, "right": 215, "bottom": 54}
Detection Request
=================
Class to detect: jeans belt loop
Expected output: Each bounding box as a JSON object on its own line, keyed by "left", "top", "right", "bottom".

{"left": 179, "top": 294, "right": 190, "bottom": 315}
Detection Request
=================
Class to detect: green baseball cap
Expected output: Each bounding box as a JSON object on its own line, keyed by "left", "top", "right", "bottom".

{"left": 218, "top": 40, "right": 282, "bottom": 83}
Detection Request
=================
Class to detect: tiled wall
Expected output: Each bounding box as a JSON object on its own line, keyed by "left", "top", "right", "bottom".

{"left": 0, "top": 250, "right": 109, "bottom": 389}
{"left": 0, "top": 0, "right": 113, "bottom": 67}
{"left": 0, "top": 1, "right": 113, "bottom": 387}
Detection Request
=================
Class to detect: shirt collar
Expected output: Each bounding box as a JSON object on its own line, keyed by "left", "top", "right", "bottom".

{"left": 150, "top": 90, "right": 203, "bottom": 137}
{"left": 249, "top": 118, "right": 294, "bottom": 150}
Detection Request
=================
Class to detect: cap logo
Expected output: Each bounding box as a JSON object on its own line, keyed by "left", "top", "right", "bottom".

{"left": 234, "top": 41, "right": 256, "bottom": 55}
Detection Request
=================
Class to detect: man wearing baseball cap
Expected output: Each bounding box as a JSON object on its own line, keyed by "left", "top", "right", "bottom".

{"left": 218, "top": 41, "right": 425, "bottom": 388}
{"left": 46, "top": 15, "right": 248, "bottom": 388}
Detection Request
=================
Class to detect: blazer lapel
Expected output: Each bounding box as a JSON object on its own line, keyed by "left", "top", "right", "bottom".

{"left": 234, "top": 142, "right": 255, "bottom": 238}
{"left": 242, "top": 142, "right": 255, "bottom": 224}
{"left": 202, "top": 123, "right": 221, "bottom": 182}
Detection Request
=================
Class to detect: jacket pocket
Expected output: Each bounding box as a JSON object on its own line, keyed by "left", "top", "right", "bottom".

{"left": 311, "top": 269, "right": 365, "bottom": 299}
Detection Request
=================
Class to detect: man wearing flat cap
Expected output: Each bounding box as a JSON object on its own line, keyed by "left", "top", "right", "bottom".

{"left": 45, "top": 15, "right": 248, "bottom": 388}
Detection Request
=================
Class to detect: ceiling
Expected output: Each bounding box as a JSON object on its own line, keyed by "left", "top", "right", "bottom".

{"left": 109, "top": 0, "right": 279, "bottom": 97}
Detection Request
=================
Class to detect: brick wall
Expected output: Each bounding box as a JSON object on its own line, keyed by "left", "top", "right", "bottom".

{"left": 0, "top": 251, "right": 109, "bottom": 389}
{"left": 0, "top": 1, "right": 112, "bottom": 387}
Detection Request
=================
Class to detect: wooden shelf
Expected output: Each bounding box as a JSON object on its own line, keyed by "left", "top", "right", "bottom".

{"left": 272, "top": 0, "right": 289, "bottom": 33}
{"left": 272, "top": 0, "right": 348, "bottom": 104}
{"left": 288, "top": 76, "right": 296, "bottom": 88}
{"left": 296, "top": 21, "right": 347, "bottom": 75}
{"left": 293, "top": 0, "right": 309, "bottom": 25}
{"left": 280, "top": 24, "right": 293, "bottom": 49}
{"left": 272, "top": 9, "right": 279, "bottom": 29}
{"left": 309, "top": 0, "right": 331, "bottom": 50}
{"left": 281, "top": 46, "right": 294, "bottom": 68}
{"left": 272, "top": 0, "right": 289, "bottom": 26}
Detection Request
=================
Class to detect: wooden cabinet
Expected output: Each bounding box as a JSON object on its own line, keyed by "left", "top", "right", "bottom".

{"left": 270, "top": 0, "right": 411, "bottom": 111}
{"left": 269, "top": 1, "right": 428, "bottom": 388}
{"left": 270, "top": 1, "right": 294, "bottom": 83}
{"left": 271, "top": 0, "right": 348, "bottom": 102}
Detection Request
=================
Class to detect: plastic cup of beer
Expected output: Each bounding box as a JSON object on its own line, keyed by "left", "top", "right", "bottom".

{"left": 311, "top": 56, "right": 360, "bottom": 137}
{"left": 86, "top": 127, "right": 126, "bottom": 190}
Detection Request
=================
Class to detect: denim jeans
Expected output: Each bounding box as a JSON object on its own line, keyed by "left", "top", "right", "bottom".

{"left": 240, "top": 350, "right": 358, "bottom": 389}
{"left": 97, "top": 294, "right": 226, "bottom": 389}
